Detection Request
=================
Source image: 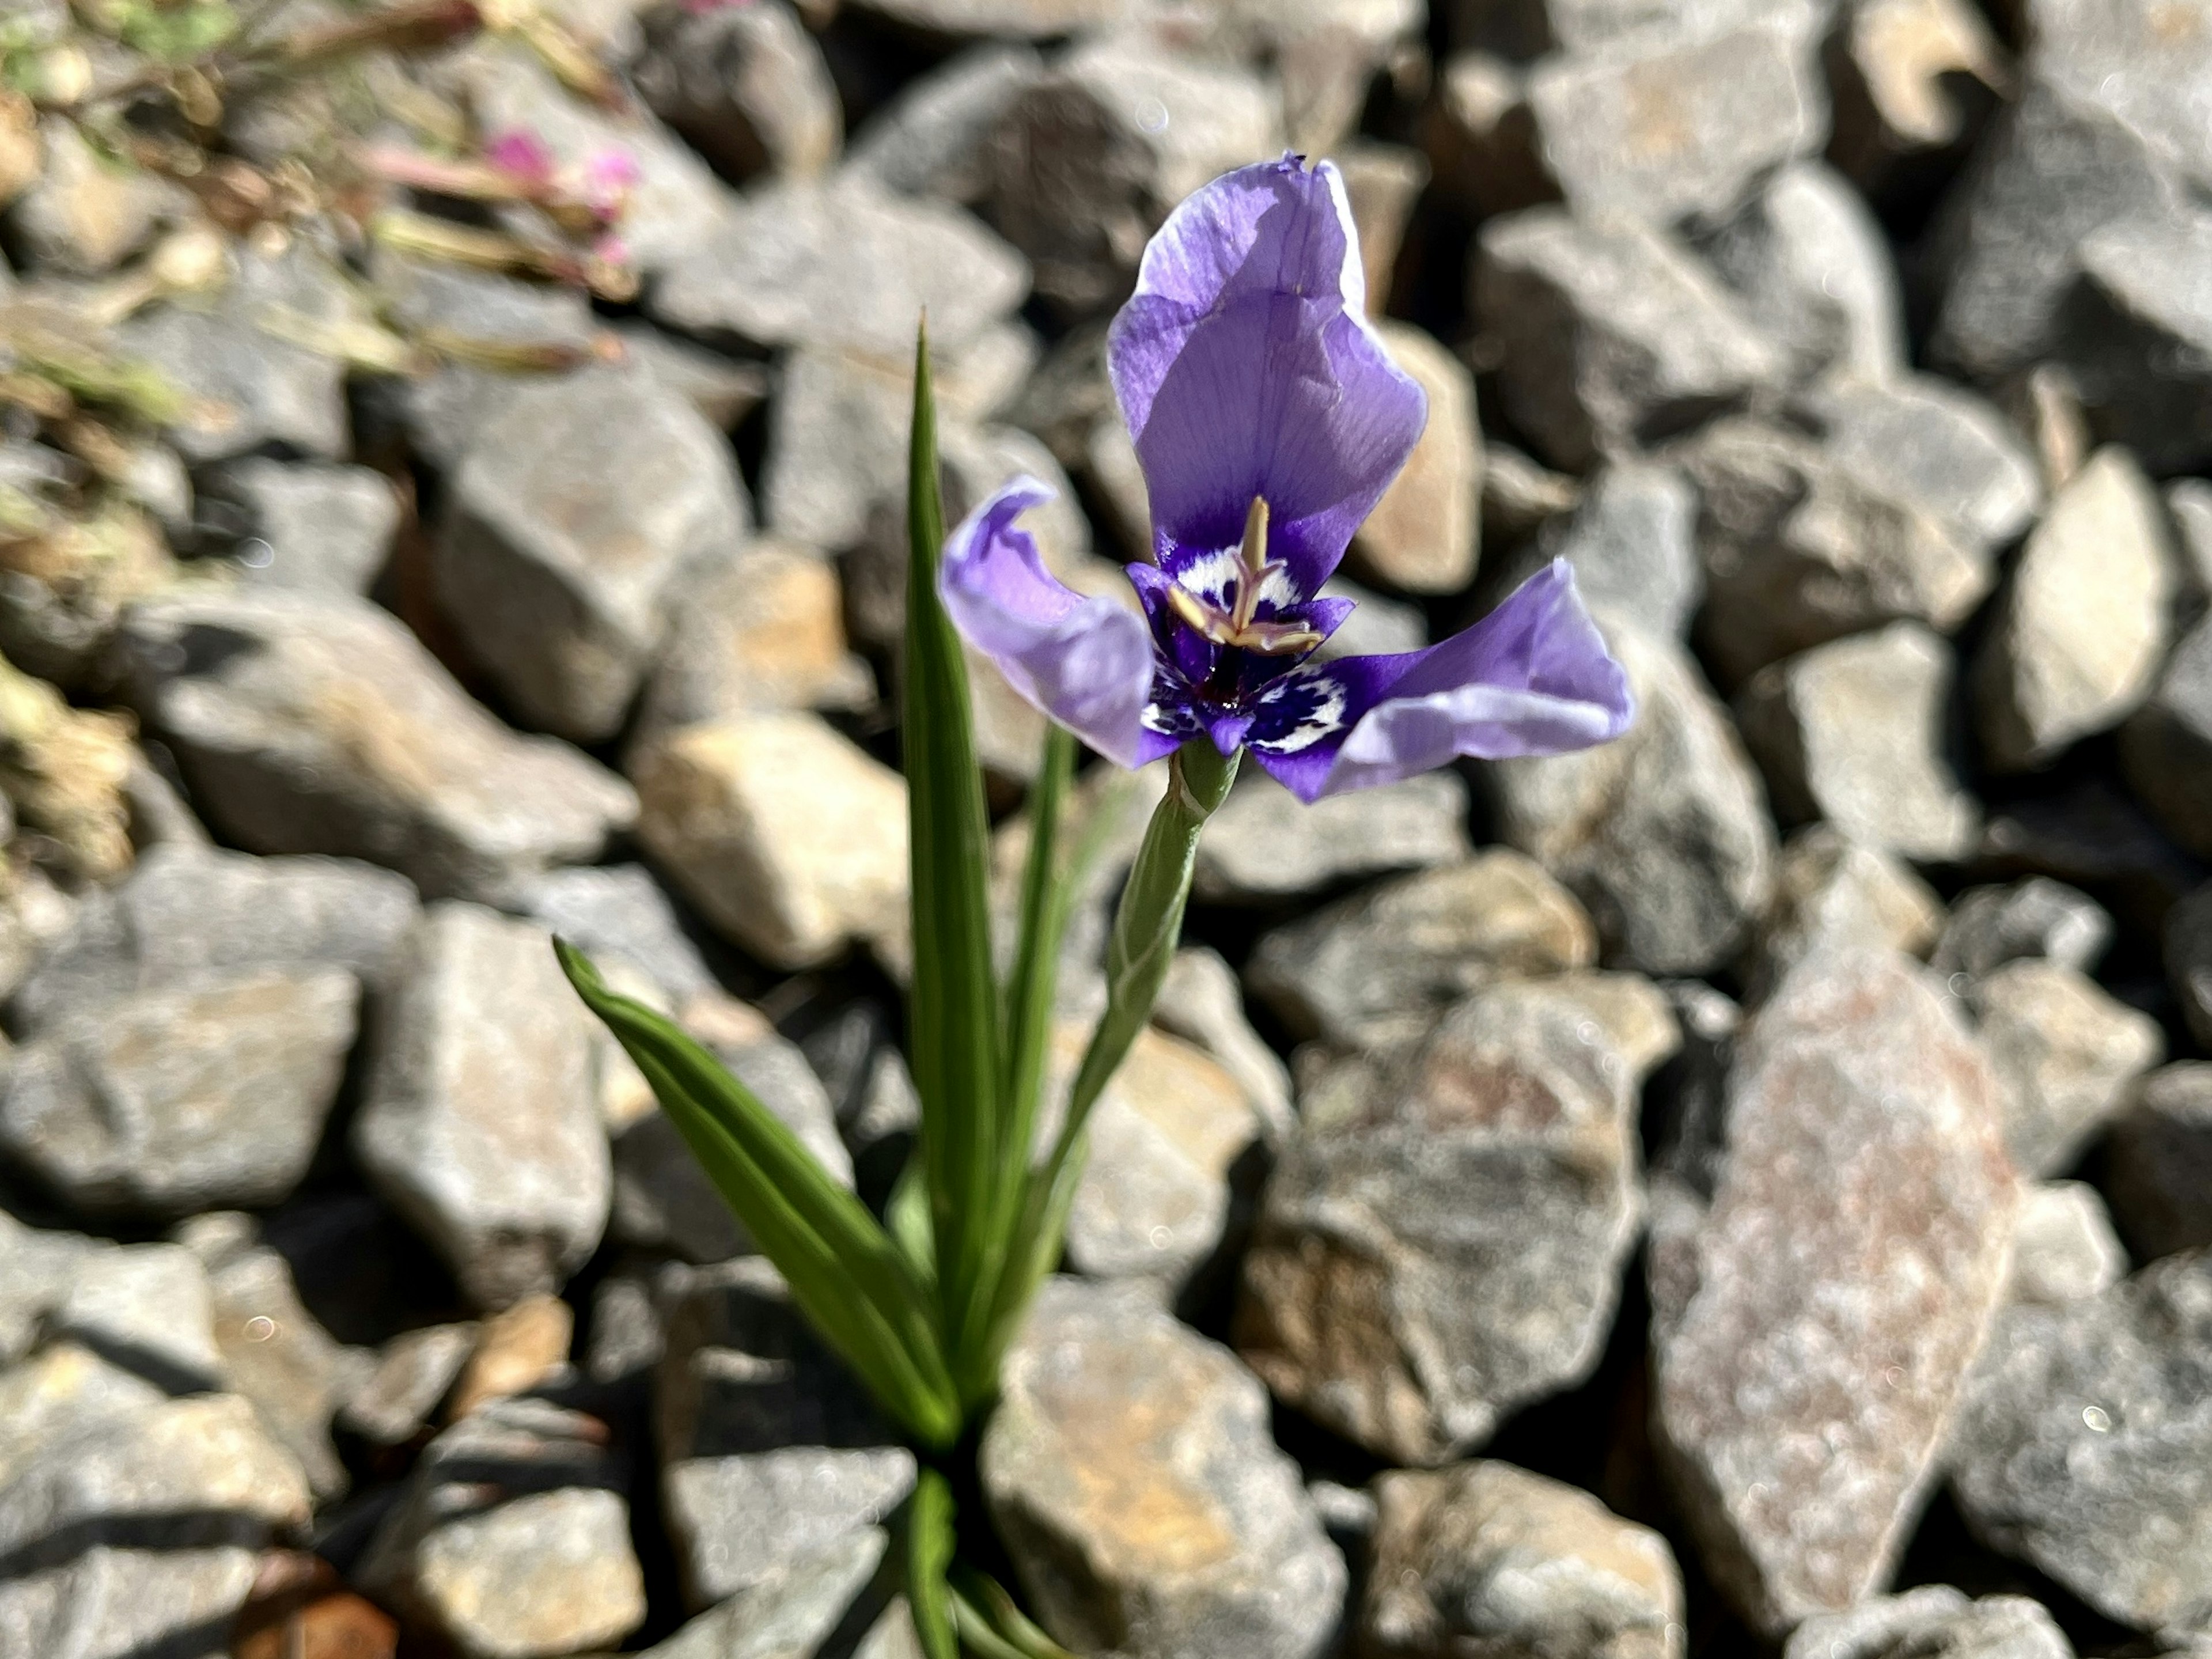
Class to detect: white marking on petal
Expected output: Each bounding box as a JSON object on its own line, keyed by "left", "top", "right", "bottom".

{"left": 1257, "top": 562, "right": 1300, "bottom": 609}
{"left": 1252, "top": 671, "right": 1347, "bottom": 753}
{"left": 1176, "top": 547, "right": 1240, "bottom": 608}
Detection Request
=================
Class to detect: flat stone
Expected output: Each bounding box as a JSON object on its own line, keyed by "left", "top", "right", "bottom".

{"left": 1974, "top": 448, "right": 2175, "bottom": 772}
{"left": 2120, "top": 611, "right": 2212, "bottom": 861}
{"left": 435, "top": 368, "right": 752, "bottom": 743}
{"left": 1246, "top": 851, "right": 1597, "bottom": 1050}
{"left": 633, "top": 710, "right": 906, "bottom": 971}
{"left": 340, "top": 1322, "right": 479, "bottom": 1448}
{"left": 1524, "top": 14, "right": 1825, "bottom": 228}
{"left": 1949, "top": 1249, "right": 2212, "bottom": 1639}
{"left": 985, "top": 1277, "right": 1345, "bottom": 1659}
{"left": 657, "top": 1257, "right": 916, "bottom": 1610}
{"left": 1363, "top": 1460, "right": 1685, "bottom": 1659}
{"left": 1649, "top": 948, "right": 2018, "bottom": 1635}
{"left": 2054, "top": 207, "right": 2212, "bottom": 475}
{"left": 204, "top": 460, "right": 399, "bottom": 596}
{"left": 1154, "top": 946, "right": 1294, "bottom": 1143}
{"left": 1491, "top": 615, "right": 1777, "bottom": 976}
{"left": 49, "top": 1238, "right": 225, "bottom": 1395}
{"left": 1932, "top": 878, "right": 2115, "bottom": 979}
{"left": 1782, "top": 1588, "right": 2072, "bottom": 1659}
{"left": 1525, "top": 461, "right": 1702, "bottom": 641}
{"left": 1237, "top": 977, "right": 1645, "bottom": 1464}
{"left": 635, "top": 0, "right": 841, "bottom": 184}
{"left": 116, "top": 588, "right": 636, "bottom": 902}
{"left": 1194, "top": 769, "right": 1471, "bottom": 906}
{"left": 1969, "top": 957, "right": 2164, "bottom": 1176}
{"left": 446, "top": 1294, "right": 573, "bottom": 1422}
{"left": 359, "top": 1397, "right": 646, "bottom": 1659}
{"left": 2103, "top": 1063, "right": 2212, "bottom": 1262}
{"left": 2009, "top": 1181, "right": 2127, "bottom": 1308}
{"left": 1702, "top": 161, "right": 1907, "bottom": 381}
{"left": 639, "top": 1529, "right": 889, "bottom": 1659}
{"left": 844, "top": 43, "right": 1043, "bottom": 202}
{"left": 1825, "top": 0, "right": 2008, "bottom": 208}
{"left": 1351, "top": 321, "right": 1483, "bottom": 594}
{"left": 2171, "top": 884, "right": 2212, "bottom": 1049}
{"left": 1748, "top": 824, "right": 1945, "bottom": 997}
{"left": 1476, "top": 210, "right": 1788, "bottom": 471}
{"left": 632, "top": 538, "right": 872, "bottom": 751}
{"left": 510, "top": 862, "right": 717, "bottom": 1005}
{"left": 653, "top": 179, "right": 1026, "bottom": 359}
{"left": 0, "top": 968, "right": 358, "bottom": 1221}
{"left": 1736, "top": 622, "right": 1981, "bottom": 863}
{"left": 353, "top": 903, "right": 610, "bottom": 1310}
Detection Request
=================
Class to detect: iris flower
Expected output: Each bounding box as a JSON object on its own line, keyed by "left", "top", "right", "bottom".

{"left": 940, "top": 154, "right": 1635, "bottom": 801}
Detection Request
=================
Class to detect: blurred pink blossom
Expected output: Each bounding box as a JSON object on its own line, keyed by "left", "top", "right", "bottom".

{"left": 483, "top": 130, "right": 556, "bottom": 188}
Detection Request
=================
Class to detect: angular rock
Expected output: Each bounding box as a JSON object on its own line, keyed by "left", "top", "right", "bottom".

{"left": 852, "top": 0, "right": 1120, "bottom": 36}
{"left": 1782, "top": 1588, "right": 2072, "bottom": 1659}
{"left": 1824, "top": 0, "right": 2008, "bottom": 208}
{"left": 1949, "top": 1249, "right": 2212, "bottom": 1638}
{"left": 1491, "top": 615, "right": 1777, "bottom": 975}
{"left": 1974, "top": 447, "right": 2175, "bottom": 772}
{"left": 1363, "top": 1460, "right": 1685, "bottom": 1659}
{"left": 1702, "top": 161, "right": 1906, "bottom": 381}
{"left": 1737, "top": 622, "right": 1980, "bottom": 863}
{"left": 611, "top": 324, "right": 772, "bottom": 431}
{"left": 2009, "top": 1181, "right": 2127, "bottom": 1309}
{"left": 1194, "top": 770, "right": 1471, "bottom": 906}
{"left": 844, "top": 44, "right": 1042, "bottom": 202}
{"left": 635, "top": 0, "right": 840, "bottom": 184}
{"left": 341, "top": 1321, "right": 479, "bottom": 1448}
{"left": 1335, "top": 140, "right": 1432, "bottom": 308}
{"left": 2171, "top": 883, "right": 2212, "bottom": 1050}
{"left": 116, "top": 588, "right": 636, "bottom": 902}
{"left": 48, "top": 1238, "right": 225, "bottom": 1395}
{"left": 1526, "top": 461, "right": 1702, "bottom": 641}
{"left": 0, "top": 967, "right": 358, "bottom": 1221}
{"left": 2166, "top": 479, "right": 2212, "bottom": 624}
{"left": 985, "top": 1278, "right": 1344, "bottom": 1659}
{"left": 980, "top": 34, "right": 1281, "bottom": 316}
{"left": 1154, "top": 946, "right": 1294, "bottom": 1143}
{"left": 1932, "top": 878, "right": 2114, "bottom": 979}
{"left": 640, "top": 1529, "right": 890, "bottom": 1659}
{"left": 1246, "top": 851, "right": 1597, "bottom": 1050}
{"left": 1351, "top": 321, "right": 1483, "bottom": 594}
{"left": 2103, "top": 1063, "right": 2212, "bottom": 1263}
{"left": 1970, "top": 957, "right": 2162, "bottom": 1176}
{"left": 1793, "top": 374, "right": 2041, "bottom": 555}
{"left": 2053, "top": 207, "right": 2212, "bottom": 475}
{"left": 633, "top": 710, "right": 906, "bottom": 970}
{"left": 445, "top": 1294, "right": 573, "bottom": 1422}
{"left": 359, "top": 1396, "right": 646, "bottom": 1658}
{"left": 8, "top": 119, "right": 181, "bottom": 275}
{"left": 354, "top": 903, "right": 610, "bottom": 1310}
{"left": 658, "top": 1258, "right": 916, "bottom": 1609}
{"left": 1423, "top": 51, "right": 1551, "bottom": 219}
{"left": 1649, "top": 949, "right": 2019, "bottom": 1635}
{"left": 2120, "top": 611, "right": 2212, "bottom": 860}
{"left": 511, "top": 861, "right": 717, "bottom": 1005}
{"left": 1748, "top": 824, "right": 1944, "bottom": 996}
{"left": 204, "top": 459, "right": 399, "bottom": 596}
{"left": 1237, "top": 977, "right": 1646, "bottom": 1464}
{"left": 1524, "top": 14, "right": 1827, "bottom": 228}
{"left": 0, "top": 1342, "right": 167, "bottom": 1486}
{"left": 1476, "top": 210, "right": 1787, "bottom": 471}
{"left": 435, "top": 368, "right": 752, "bottom": 743}
{"left": 653, "top": 179, "right": 1027, "bottom": 359}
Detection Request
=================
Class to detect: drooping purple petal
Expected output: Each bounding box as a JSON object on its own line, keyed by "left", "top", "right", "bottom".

{"left": 938, "top": 478, "right": 1156, "bottom": 768}
{"left": 1107, "top": 155, "right": 1427, "bottom": 600}
{"left": 1245, "top": 560, "right": 1636, "bottom": 801}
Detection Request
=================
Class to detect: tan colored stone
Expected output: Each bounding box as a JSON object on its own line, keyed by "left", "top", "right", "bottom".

{"left": 1968, "top": 958, "right": 2164, "bottom": 1176}
{"left": 1827, "top": 0, "right": 2008, "bottom": 198}
{"left": 1749, "top": 824, "right": 1944, "bottom": 996}
{"left": 448, "top": 1294, "right": 574, "bottom": 1421}
{"left": 1354, "top": 323, "right": 1482, "bottom": 594}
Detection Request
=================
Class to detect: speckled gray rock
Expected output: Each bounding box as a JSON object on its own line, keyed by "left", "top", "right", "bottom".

{"left": 2104, "top": 1064, "right": 2212, "bottom": 1263}
{"left": 1363, "top": 1460, "right": 1686, "bottom": 1659}
{"left": 511, "top": 862, "right": 715, "bottom": 1005}
{"left": 1194, "top": 771, "right": 1471, "bottom": 906}
{"left": 985, "top": 1277, "right": 1345, "bottom": 1659}
{"left": 1968, "top": 959, "right": 2162, "bottom": 1176}
{"left": 203, "top": 459, "right": 399, "bottom": 596}
{"left": 1949, "top": 1249, "right": 2212, "bottom": 1639}
{"left": 657, "top": 1257, "right": 916, "bottom": 1610}
{"left": 116, "top": 588, "right": 635, "bottom": 902}
{"left": 1974, "top": 448, "right": 2175, "bottom": 772}
{"left": 1476, "top": 210, "right": 1787, "bottom": 471}
{"left": 1737, "top": 622, "right": 1980, "bottom": 863}
{"left": 7, "top": 119, "right": 183, "bottom": 276}
{"left": 844, "top": 44, "right": 1041, "bottom": 202}
{"left": 46, "top": 1237, "right": 224, "bottom": 1395}
{"left": 653, "top": 179, "right": 1027, "bottom": 358}
{"left": 1649, "top": 948, "right": 2018, "bottom": 1635}
{"left": 434, "top": 369, "right": 752, "bottom": 744}
{"left": 1747, "top": 825, "right": 1944, "bottom": 997}
{"left": 359, "top": 1396, "right": 646, "bottom": 1659}
{"left": 0, "top": 1342, "right": 167, "bottom": 1484}
{"left": 2120, "top": 612, "right": 2212, "bottom": 861}
{"left": 354, "top": 903, "right": 609, "bottom": 1310}
{"left": 1782, "top": 1588, "right": 2073, "bottom": 1659}
{"left": 640, "top": 1529, "right": 890, "bottom": 1659}
{"left": 0, "top": 966, "right": 358, "bottom": 1220}
{"left": 2170, "top": 884, "right": 2212, "bottom": 1050}
{"left": 1155, "top": 946, "right": 1294, "bottom": 1143}
{"left": 1933, "top": 878, "right": 2114, "bottom": 980}
{"left": 1237, "top": 978, "right": 1645, "bottom": 1464}
{"left": 635, "top": 0, "right": 839, "bottom": 184}
{"left": 340, "top": 1321, "right": 479, "bottom": 1448}
{"left": 1525, "top": 461, "right": 1702, "bottom": 642}
{"left": 1246, "top": 851, "right": 1597, "bottom": 1050}
{"left": 1702, "top": 161, "right": 1906, "bottom": 381}
{"left": 1491, "top": 615, "right": 1777, "bottom": 976}
{"left": 2008, "top": 1182, "right": 2127, "bottom": 1309}
{"left": 2054, "top": 207, "right": 2212, "bottom": 475}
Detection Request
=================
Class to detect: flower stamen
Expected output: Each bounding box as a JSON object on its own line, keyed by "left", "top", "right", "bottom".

{"left": 1162, "top": 495, "right": 1325, "bottom": 658}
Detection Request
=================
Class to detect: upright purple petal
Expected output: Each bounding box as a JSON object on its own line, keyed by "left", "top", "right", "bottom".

{"left": 939, "top": 478, "right": 1156, "bottom": 768}
{"left": 1107, "top": 155, "right": 1427, "bottom": 599}
{"left": 1245, "top": 560, "right": 1635, "bottom": 801}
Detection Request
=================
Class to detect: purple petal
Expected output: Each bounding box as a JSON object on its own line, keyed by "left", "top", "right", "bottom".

{"left": 939, "top": 478, "right": 1157, "bottom": 768}
{"left": 1107, "top": 155, "right": 1428, "bottom": 600}
{"left": 1246, "top": 560, "right": 1635, "bottom": 802}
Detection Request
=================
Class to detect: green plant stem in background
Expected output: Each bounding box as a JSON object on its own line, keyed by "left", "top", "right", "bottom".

{"left": 906, "top": 1469, "right": 960, "bottom": 1659}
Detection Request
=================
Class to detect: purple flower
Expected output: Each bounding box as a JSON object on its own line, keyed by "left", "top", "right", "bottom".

{"left": 940, "top": 154, "right": 1634, "bottom": 801}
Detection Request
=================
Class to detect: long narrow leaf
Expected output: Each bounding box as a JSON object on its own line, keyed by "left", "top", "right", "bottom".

{"left": 902, "top": 321, "right": 1003, "bottom": 1351}
{"left": 950, "top": 1566, "right": 1077, "bottom": 1659}
{"left": 558, "top": 942, "right": 961, "bottom": 1449}
{"left": 906, "top": 1469, "right": 960, "bottom": 1659}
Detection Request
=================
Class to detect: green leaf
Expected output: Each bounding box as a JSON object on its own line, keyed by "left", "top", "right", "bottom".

{"left": 902, "top": 320, "right": 1005, "bottom": 1358}
{"left": 906, "top": 1469, "right": 960, "bottom": 1659}
{"left": 557, "top": 941, "right": 960, "bottom": 1450}
{"left": 951, "top": 1566, "right": 1078, "bottom": 1659}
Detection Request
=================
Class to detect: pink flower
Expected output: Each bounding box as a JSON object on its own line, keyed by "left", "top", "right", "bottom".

{"left": 483, "top": 130, "right": 555, "bottom": 189}
{"left": 579, "top": 149, "right": 642, "bottom": 223}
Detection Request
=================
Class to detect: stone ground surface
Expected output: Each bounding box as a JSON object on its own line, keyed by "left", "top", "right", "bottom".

{"left": 0, "top": 1, "right": 2209, "bottom": 1657}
